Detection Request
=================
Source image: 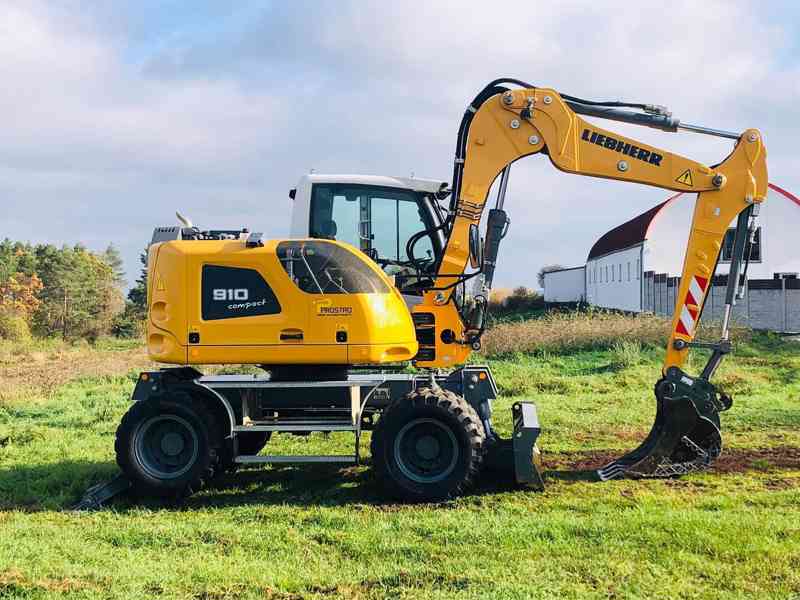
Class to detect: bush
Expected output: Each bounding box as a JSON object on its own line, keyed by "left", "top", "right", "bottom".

{"left": 609, "top": 340, "right": 644, "bottom": 369}
{"left": 488, "top": 286, "right": 545, "bottom": 315}
{"left": 111, "top": 305, "right": 145, "bottom": 338}
{"left": 0, "top": 310, "right": 32, "bottom": 342}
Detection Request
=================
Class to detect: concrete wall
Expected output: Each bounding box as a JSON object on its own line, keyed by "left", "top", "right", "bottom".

{"left": 543, "top": 267, "right": 586, "bottom": 302}
{"left": 586, "top": 244, "right": 642, "bottom": 312}
{"left": 788, "top": 283, "right": 800, "bottom": 332}
{"left": 642, "top": 272, "right": 799, "bottom": 333}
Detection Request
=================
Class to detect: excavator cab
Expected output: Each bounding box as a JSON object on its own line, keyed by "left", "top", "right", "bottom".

{"left": 290, "top": 175, "right": 450, "bottom": 295}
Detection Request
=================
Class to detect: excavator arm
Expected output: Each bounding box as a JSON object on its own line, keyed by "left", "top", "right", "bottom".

{"left": 412, "top": 79, "right": 767, "bottom": 478}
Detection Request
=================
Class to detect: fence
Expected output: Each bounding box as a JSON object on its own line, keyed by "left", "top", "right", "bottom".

{"left": 642, "top": 271, "right": 800, "bottom": 333}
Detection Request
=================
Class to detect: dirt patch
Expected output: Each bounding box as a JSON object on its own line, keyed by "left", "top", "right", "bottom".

{"left": 0, "top": 569, "right": 98, "bottom": 593}
{"left": 0, "top": 346, "right": 150, "bottom": 403}
{"left": 545, "top": 450, "right": 622, "bottom": 472}
{"left": 712, "top": 446, "right": 800, "bottom": 474}
{"left": 545, "top": 446, "right": 800, "bottom": 475}
{"left": 763, "top": 478, "right": 796, "bottom": 491}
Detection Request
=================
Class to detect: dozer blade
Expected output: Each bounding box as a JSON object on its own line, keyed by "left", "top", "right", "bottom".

{"left": 484, "top": 402, "right": 545, "bottom": 490}
{"left": 597, "top": 368, "right": 727, "bottom": 481}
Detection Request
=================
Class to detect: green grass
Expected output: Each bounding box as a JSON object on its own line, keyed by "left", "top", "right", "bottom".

{"left": 0, "top": 332, "right": 798, "bottom": 599}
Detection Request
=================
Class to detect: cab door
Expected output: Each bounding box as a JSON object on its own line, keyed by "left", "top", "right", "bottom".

{"left": 308, "top": 183, "right": 441, "bottom": 283}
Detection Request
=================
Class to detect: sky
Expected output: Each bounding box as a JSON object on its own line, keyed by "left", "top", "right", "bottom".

{"left": 2, "top": 0, "right": 799, "bottom": 289}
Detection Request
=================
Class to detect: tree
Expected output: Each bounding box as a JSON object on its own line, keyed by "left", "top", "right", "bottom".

{"left": 537, "top": 264, "right": 564, "bottom": 289}
{"left": 0, "top": 272, "right": 43, "bottom": 341}
{"left": 33, "top": 244, "right": 124, "bottom": 340}
{"left": 102, "top": 244, "right": 126, "bottom": 287}
{"left": 127, "top": 248, "right": 148, "bottom": 317}
{"left": 0, "top": 272, "right": 43, "bottom": 322}
{"left": 113, "top": 247, "right": 149, "bottom": 338}
{"left": 0, "top": 240, "right": 37, "bottom": 284}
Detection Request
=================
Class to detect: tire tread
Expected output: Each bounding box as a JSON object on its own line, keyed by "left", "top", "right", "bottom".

{"left": 115, "top": 394, "right": 221, "bottom": 499}
{"left": 371, "top": 386, "right": 485, "bottom": 502}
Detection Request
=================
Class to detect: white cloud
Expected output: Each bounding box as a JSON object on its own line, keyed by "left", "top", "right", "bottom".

{"left": 1, "top": 1, "right": 798, "bottom": 287}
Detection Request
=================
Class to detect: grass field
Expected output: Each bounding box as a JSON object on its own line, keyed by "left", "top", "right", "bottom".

{"left": 0, "top": 322, "right": 798, "bottom": 599}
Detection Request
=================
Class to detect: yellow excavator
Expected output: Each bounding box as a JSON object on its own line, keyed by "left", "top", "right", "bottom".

{"left": 76, "top": 78, "right": 767, "bottom": 507}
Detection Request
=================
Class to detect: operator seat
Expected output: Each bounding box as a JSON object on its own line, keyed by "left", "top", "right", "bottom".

{"left": 318, "top": 220, "right": 337, "bottom": 240}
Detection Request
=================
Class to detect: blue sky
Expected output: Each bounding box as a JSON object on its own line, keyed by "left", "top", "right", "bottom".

{"left": 2, "top": 1, "right": 799, "bottom": 288}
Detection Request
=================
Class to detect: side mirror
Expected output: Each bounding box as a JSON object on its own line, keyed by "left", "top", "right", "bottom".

{"left": 469, "top": 224, "right": 483, "bottom": 269}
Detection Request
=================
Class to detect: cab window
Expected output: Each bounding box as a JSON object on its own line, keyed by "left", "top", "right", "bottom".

{"left": 309, "top": 184, "right": 434, "bottom": 268}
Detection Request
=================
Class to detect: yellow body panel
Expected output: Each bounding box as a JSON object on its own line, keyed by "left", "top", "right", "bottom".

{"left": 411, "top": 303, "right": 471, "bottom": 369}
{"left": 146, "top": 238, "right": 418, "bottom": 365}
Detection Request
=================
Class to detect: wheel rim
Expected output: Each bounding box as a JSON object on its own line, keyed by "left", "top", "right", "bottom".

{"left": 133, "top": 414, "right": 200, "bottom": 480}
{"left": 394, "top": 418, "right": 459, "bottom": 484}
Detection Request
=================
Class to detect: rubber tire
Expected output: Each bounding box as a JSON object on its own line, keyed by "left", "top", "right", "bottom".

{"left": 115, "top": 395, "right": 220, "bottom": 499}
{"left": 370, "top": 387, "right": 485, "bottom": 502}
{"left": 236, "top": 431, "right": 271, "bottom": 456}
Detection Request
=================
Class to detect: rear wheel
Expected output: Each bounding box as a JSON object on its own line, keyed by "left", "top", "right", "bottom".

{"left": 371, "top": 387, "right": 485, "bottom": 502}
{"left": 115, "top": 395, "right": 220, "bottom": 498}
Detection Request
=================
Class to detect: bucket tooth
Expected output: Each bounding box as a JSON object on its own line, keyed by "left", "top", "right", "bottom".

{"left": 597, "top": 368, "right": 724, "bottom": 480}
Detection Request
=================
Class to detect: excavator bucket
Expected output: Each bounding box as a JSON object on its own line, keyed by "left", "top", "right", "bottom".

{"left": 597, "top": 367, "right": 729, "bottom": 480}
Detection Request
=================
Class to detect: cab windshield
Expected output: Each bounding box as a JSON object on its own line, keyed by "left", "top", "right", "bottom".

{"left": 309, "top": 183, "right": 437, "bottom": 272}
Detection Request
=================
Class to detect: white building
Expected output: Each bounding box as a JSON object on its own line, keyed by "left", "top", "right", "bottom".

{"left": 544, "top": 183, "right": 800, "bottom": 324}
{"left": 584, "top": 198, "right": 666, "bottom": 312}
{"left": 542, "top": 266, "right": 586, "bottom": 303}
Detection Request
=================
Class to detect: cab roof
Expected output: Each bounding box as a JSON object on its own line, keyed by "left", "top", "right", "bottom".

{"left": 296, "top": 173, "right": 448, "bottom": 195}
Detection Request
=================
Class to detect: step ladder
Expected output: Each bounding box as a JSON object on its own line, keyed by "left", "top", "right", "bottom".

{"left": 201, "top": 377, "right": 387, "bottom": 466}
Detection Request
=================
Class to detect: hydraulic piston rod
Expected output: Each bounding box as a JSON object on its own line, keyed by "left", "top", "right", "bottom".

{"left": 565, "top": 100, "right": 741, "bottom": 140}
{"left": 496, "top": 166, "right": 511, "bottom": 210}
{"left": 677, "top": 122, "right": 740, "bottom": 140}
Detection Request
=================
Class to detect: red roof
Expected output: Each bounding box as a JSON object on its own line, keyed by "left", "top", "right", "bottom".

{"left": 587, "top": 193, "right": 682, "bottom": 260}
{"left": 769, "top": 183, "right": 800, "bottom": 208}
{"left": 586, "top": 183, "right": 799, "bottom": 262}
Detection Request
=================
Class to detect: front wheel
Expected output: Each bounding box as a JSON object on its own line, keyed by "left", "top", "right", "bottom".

{"left": 115, "top": 395, "right": 220, "bottom": 498}
{"left": 370, "top": 387, "right": 485, "bottom": 502}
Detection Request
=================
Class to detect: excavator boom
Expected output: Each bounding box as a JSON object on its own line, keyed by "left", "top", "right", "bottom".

{"left": 412, "top": 79, "right": 767, "bottom": 478}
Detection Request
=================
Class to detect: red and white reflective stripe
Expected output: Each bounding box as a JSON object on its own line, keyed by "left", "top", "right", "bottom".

{"left": 686, "top": 276, "right": 705, "bottom": 307}
{"left": 676, "top": 275, "right": 708, "bottom": 337}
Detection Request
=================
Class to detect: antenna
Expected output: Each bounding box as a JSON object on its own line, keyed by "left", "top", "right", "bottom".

{"left": 176, "top": 211, "right": 193, "bottom": 228}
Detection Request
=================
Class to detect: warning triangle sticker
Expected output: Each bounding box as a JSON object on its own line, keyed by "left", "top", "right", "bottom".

{"left": 675, "top": 169, "right": 694, "bottom": 187}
